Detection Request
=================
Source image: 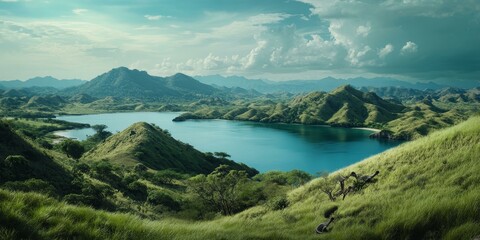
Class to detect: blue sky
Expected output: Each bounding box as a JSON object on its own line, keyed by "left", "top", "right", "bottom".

{"left": 0, "top": 0, "right": 479, "bottom": 84}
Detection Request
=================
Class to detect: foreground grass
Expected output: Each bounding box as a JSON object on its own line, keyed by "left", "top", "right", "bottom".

{"left": 1, "top": 117, "right": 480, "bottom": 239}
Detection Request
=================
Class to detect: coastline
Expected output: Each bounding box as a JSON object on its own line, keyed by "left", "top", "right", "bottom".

{"left": 352, "top": 127, "right": 382, "bottom": 133}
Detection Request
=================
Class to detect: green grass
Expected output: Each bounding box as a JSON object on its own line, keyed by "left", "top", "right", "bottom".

{"left": 1, "top": 116, "right": 479, "bottom": 239}
{"left": 83, "top": 122, "right": 257, "bottom": 175}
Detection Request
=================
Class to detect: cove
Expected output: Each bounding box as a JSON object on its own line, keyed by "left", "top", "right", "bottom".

{"left": 55, "top": 112, "right": 402, "bottom": 174}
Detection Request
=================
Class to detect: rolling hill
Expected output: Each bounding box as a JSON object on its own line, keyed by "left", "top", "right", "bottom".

{"left": 0, "top": 116, "right": 478, "bottom": 239}
{"left": 174, "top": 85, "right": 468, "bottom": 139}
{"left": 67, "top": 67, "right": 219, "bottom": 100}
{"left": 175, "top": 85, "right": 406, "bottom": 127}
{"left": 83, "top": 122, "right": 257, "bottom": 175}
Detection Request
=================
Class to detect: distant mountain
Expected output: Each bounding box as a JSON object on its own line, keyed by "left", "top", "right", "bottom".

{"left": 360, "top": 86, "right": 480, "bottom": 103}
{"left": 0, "top": 76, "right": 86, "bottom": 90}
{"left": 195, "top": 75, "right": 449, "bottom": 93}
{"left": 83, "top": 122, "right": 257, "bottom": 175}
{"left": 67, "top": 67, "right": 219, "bottom": 100}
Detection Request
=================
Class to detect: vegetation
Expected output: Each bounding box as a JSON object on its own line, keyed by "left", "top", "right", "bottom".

{"left": 82, "top": 122, "right": 257, "bottom": 175}
{"left": 1, "top": 68, "right": 479, "bottom": 239}
{"left": 59, "top": 139, "right": 85, "bottom": 159}
{"left": 175, "top": 85, "right": 471, "bottom": 140}
{"left": 0, "top": 116, "right": 478, "bottom": 239}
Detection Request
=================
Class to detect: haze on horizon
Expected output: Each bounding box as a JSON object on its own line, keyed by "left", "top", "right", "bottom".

{"left": 0, "top": 0, "right": 479, "bottom": 85}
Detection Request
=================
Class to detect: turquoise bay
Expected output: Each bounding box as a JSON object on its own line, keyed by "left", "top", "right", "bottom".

{"left": 55, "top": 112, "right": 402, "bottom": 174}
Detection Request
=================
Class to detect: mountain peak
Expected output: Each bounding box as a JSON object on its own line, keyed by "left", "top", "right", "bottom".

{"left": 171, "top": 72, "right": 190, "bottom": 78}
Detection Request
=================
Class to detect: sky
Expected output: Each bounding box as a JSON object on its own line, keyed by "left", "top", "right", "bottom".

{"left": 0, "top": 0, "right": 479, "bottom": 84}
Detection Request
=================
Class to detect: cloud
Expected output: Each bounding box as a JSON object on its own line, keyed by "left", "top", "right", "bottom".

{"left": 72, "top": 9, "right": 88, "bottom": 15}
{"left": 144, "top": 15, "right": 172, "bottom": 20}
{"left": 295, "top": 0, "right": 480, "bottom": 81}
{"left": 356, "top": 23, "right": 371, "bottom": 37}
{"left": 401, "top": 41, "right": 418, "bottom": 54}
{"left": 378, "top": 44, "right": 394, "bottom": 58}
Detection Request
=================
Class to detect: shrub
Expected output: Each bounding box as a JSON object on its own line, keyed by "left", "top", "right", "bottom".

{"left": 59, "top": 139, "right": 84, "bottom": 159}
{"left": 3, "top": 155, "right": 29, "bottom": 169}
{"left": 127, "top": 181, "right": 148, "bottom": 201}
{"left": 1, "top": 179, "right": 56, "bottom": 196}
{"left": 152, "top": 169, "right": 186, "bottom": 185}
{"left": 267, "top": 196, "right": 289, "bottom": 211}
{"left": 147, "top": 190, "right": 180, "bottom": 211}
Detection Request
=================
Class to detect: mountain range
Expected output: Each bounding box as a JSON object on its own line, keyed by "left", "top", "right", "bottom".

{"left": 174, "top": 85, "right": 406, "bottom": 125}
{"left": 4, "top": 68, "right": 478, "bottom": 98}
{"left": 174, "top": 85, "right": 466, "bottom": 140}
{"left": 194, "top": 75, "right": 457, "bottom": 93}
{"left": 0, "top": 76, "right": 86, "bottom": 90}
{"left": 360, "top": 86, "right": 480, "bottom": 103}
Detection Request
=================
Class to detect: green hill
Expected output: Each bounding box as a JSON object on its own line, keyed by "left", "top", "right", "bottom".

{"left": 175, "top": 85, "right": 405, "bottom": 126}
{"left": 174, "top": 85, "right": 469, "bottom": 139}
{"left": 0, "top": 121, "right": 74, "bottom": 193}
{"left": 83, "top": 122, "right": 256, "bottom": 175}
{"left": 68, "top": 67, "right": 219, "bottom": 100}
{"left": 0, "top": 116, "right": 478, "bottom": 239}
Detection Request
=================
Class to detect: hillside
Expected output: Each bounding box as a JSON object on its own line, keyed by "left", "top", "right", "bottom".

{"left": 67, "top": 67, "right": 219, "bottom": 100}
{"left": 0, "top": 121, "right": 74, "bottom": 193}
{"left": 174, "top": 85, "right": 469, "bottom": 139}
{"left": 361, "top": 86, "right": 480, "bottom": 104}
{"left": 83, "top": 122, "right": 256, "bottom": 175}
{"left": 0, "top": 116, "right": 478, "bottom": 239}
{"left": 175, "top": 85, "right": 406, "bottom": 126}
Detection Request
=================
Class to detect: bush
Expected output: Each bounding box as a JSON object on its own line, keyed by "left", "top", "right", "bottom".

{"left": 147, "top": 190, "right": 180, "bottom": 211}
{"left": 91, "top": 160, "right": 113, "bottom": 175}
{"left": 1, "top": 179, "right": 56, "bottom": 196}
{"left": 134, "top": 163, "right": 148, "bottom": 173}
{"left": 59, "top": 139, "right": 84, "bottom": 159}
{"left": 266, "top": 196, "right": 289, "bottom": 211}
{"left": 152, "top": 170, "right": 186, "bottom": 185}
{"left": 127, "top": 181, "right": 148, "bottom": 201}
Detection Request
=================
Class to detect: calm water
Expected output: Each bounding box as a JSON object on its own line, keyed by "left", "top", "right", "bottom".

{"left": 55, "top": 112, "right": 402, "bottom": 174}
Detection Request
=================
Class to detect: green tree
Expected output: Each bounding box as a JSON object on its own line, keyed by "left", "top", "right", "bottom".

{"left": 147, "top": 190, "right": 180, "bottom": 211}
{"left": 92, "top": 124, "right": 108, "bottom": 133}
{"left": 152, "top": 169, "right": 186, "bottom": 185}
{"left": 91, "top": 160, "right": 113, "bottom": 176}
{"left": 59, "top": 139, "right": 84, "bottom": 159}
{"left": 188, "top": 165, "right": 248, "bottom": 215}
{"left": 213, "top": 152, "right": 231, "bottom": 159}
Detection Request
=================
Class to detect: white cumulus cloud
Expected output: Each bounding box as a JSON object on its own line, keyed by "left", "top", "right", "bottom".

{"left": 378, "top": 44, "right": 394, "bottom": 58}
{"left": 356, "top": 23, "right": 371, "bottom": 37}
{"left": 401, "top": 41, "right": 418, "bottom": 54}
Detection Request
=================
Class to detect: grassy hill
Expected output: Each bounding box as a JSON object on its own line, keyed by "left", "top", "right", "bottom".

{"left": 174, "top": 85, "right": 405, "bottom": 126}
{"left": 174, "top": 85, "right": 469, "bottom": 140}
{"left": 83, "top": 122, "right": 256, "bottom": 175}
{"left": 0, "top": 116, "right": 478, "bottom": 239}
{"left": 0, "top": 121, "right": 75, "bottom": 193}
